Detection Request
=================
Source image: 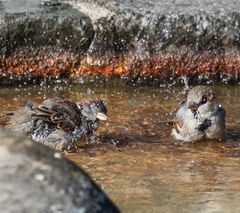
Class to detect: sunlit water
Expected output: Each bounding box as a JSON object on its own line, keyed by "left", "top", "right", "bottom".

{"left": 0, "top": 82, "right": 240, "bottom": 212}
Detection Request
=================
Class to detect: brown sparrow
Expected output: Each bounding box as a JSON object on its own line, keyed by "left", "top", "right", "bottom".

{"left": 7, "top": 97, "right": 108, "bottom": 151}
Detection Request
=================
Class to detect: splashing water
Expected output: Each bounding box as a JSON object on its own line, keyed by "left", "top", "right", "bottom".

{"left": 0, "top": 82, "right": 240, "bottom": 212}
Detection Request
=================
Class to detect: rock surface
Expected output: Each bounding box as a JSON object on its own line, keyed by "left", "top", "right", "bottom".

{"left": 0, "top": 0, "right": 240, "bottom": 83}
{"left": 0, "top": 0, "right": 93, "bottom": 82}
{"left": 0, "top": 127, "right": 119, "bottom": 213}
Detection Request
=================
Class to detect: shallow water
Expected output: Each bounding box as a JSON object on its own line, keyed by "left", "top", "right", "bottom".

{"left": 1, "top": 82, "right": 240, "bottom": 212}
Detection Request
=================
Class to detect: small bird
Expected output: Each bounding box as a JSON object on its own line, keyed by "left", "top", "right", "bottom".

{"left": 6, "top": 97, "right": 108, "bottom": 151}
{"left": 172, "top": 86, "right": 226, "bottom": 142}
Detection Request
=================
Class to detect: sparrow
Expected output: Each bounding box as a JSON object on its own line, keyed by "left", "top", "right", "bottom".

{"left": 6, "top": 97, "right": 108, "bottom": 151}
{"left": 171, "top": 86, "right": 226, "bottom": 142}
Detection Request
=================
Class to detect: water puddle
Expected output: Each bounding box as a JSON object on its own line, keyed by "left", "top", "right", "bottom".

{"left": 1, "top": 82, "right": 240, "bottom": 212}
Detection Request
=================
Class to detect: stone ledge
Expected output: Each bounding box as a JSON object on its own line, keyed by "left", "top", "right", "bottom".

{"left": 0, "top": 0, "right": 240, "bottom": 83}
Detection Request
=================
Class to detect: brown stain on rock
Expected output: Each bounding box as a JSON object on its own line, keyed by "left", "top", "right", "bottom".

{"left": 0, "top": 46, "right": 79, "bottom": 77}
{"left": 78, "top": 49, "right": 240, "bottom": 79}
{"left": 1, "top": 47, "right": 240, "bottom": 82}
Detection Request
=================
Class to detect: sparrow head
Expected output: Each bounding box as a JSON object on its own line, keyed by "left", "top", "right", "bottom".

{"left": 186, "top": 86, "right": 217, "bottom": 115}
{"left": 79, "top": 99, "right": 108, "bottom": 122}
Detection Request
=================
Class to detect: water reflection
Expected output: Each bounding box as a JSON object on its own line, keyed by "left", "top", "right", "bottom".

{"left": 0, "top": 82, "right": 240, "bottom": 212}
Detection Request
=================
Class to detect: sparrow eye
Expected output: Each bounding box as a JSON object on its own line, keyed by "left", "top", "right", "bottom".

{"left": 200, "top": 96, "right": 207, "bottom": 105}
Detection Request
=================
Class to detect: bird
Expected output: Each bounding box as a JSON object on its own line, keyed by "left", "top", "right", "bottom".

{"left": 171, "top": 85, "right": 226, "bottom": 142}
{"left": 6, "top": 97, "right": 108, "bottom": 151}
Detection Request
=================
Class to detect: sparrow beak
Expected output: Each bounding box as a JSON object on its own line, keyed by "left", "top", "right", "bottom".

{"left": 188, "top": 101, "right": 199, "bottom": 111}
{"left": 96, "top": 112, "right": 108, "bottom": 121}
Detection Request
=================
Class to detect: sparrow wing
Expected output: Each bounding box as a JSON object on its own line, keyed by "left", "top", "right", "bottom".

{"left": 159, "top": 101, "right": 186, "bottom": 128}
{"left": 31, "top": 97, "right": 82, "bottom": 132}
{"left": 173, "top": 101, "right": 186, "bottom": 133}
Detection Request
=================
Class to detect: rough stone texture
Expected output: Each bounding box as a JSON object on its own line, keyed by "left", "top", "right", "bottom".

{"left": 71, "top": 0, "right": 240, "bottom": 82}
{"left": 0, "top": 0, "right": 93, "bottom": 82}
{"left": 0, "top": 127, "right": 119, "bottom": 213}
{"left": 1, "top": 0, "right": 240, "bottom": 83}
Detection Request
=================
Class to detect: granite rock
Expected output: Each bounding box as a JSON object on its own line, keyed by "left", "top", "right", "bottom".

{"left": 0, "top": 127, "right": 119, "bottom": 213}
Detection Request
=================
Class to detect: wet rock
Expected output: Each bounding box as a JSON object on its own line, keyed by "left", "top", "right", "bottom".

{"left": 73, "top": 0, "right": 240, "bottom": 53}
{"left": 0, "top": 0, "right": 93, "bottom": 54}
{"left": 1, "top": 0, "right": 240, "bottom": 83}
{"left": 0, "top": 127, "right": 119, "bottom": 213}
{"left": 72, "top": 0, "right": 240, "bottom": 82}
{"left": 0, "top": 0, "right": 93, "bottom": 81}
